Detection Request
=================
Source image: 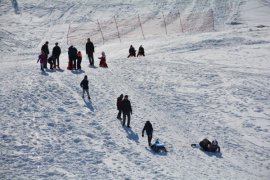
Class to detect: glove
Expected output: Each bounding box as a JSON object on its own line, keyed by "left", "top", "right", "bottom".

{"left": 142, "top": 134, "right": 144, "bottom": 137}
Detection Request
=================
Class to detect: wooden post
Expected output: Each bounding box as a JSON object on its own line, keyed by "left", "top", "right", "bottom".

{"left": 162, "top": 12, "right": 168, "bottom": 35}
{"left": 138, "top": 14, "right": 145, "bottom": 40}
{"left": 97, "top": 20, "right": 105, "bottom": 44}
{"left": 178, "top": 11, "right": 184, "bottom": 33}
{"left": 211, "top": 9, "right": 215, "bottom": 31}
{"left": 67, "top": 24, "right": 70, "bottom": 45}
{"left": 114, "top": 16, "right": 121, "bottom": 42}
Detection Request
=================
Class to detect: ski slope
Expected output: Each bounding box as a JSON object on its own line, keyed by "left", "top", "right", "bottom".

{"left": 1, "top": 0, "right": 270, "bottom": 179}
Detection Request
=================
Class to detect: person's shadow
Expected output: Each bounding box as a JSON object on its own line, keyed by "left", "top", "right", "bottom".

{"left": 123, "top": 126, "right": 139, "bottom": 144}
{"left": 202, "top": 150, "right": 223, "bottom": 158}
{"left": 71, "top": 70, "right": 85, "bottom": 74}
{"left": 83, "top": 99, "right": 94, "bottom": 112}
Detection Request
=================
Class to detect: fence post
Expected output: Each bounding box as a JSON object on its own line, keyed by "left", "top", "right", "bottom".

{"left": 114, "top": 16, "right": 121, "bottom": 42}
{"left": 138, "top": 14, "right": 145, "bottom": 40}
{"left": 97, "top": 20, "right": 105, "bottom": 44}
{"left": 211, "top": 9, "right": 215, "bottom": 31}
{"left": 178, "top": 11, "right": 184, "bottom": 33}
{"left": 67, "top": 23, "right": 70, "bottom": 45}
{"left": 162, "top": 12, "right": 168, "bottom": 35}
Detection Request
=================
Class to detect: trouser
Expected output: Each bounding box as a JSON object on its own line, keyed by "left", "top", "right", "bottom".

{"left": 117, "top": 110, "right": 122, "bottom": 119}
{"left": 122, "top": 112, "right": 130, "bottom": 126}
{"left": 55, "top": 55, "right": 60, "bottom": 67}
{"left": 147, "top": 134, "right": 153, "bottom": 146}
{"left": 77, "top": 59, "right": 81, "bottom": 69}
{"left": 88, "top": 53, "right": 94, "bottom": 65}
{"left": 44, "top": 54, "right": 48, "bottom": 68}
{"left": 82, "top": 89, "right": 90, "bottom": 98}
{"left": 40, "top": 63, "right": 45, "bottom": 71}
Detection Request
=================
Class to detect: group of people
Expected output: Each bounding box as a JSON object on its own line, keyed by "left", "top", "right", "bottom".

{"left": 116, "top": 94, "right": 220, "bottom": 153}
{"left": 128, "top": 45, "right": 145, "bottom": 58}
{"left": 37, "top": 38, "right": 108, "bottom": 72}
{"left": 117, "top": 94, "right": 133, "bottom": 128}
{"left": 37, "top": 42, "right": 62, "bottom": 71}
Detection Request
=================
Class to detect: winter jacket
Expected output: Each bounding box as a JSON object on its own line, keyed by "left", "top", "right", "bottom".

{"left": 80, "top": 79, "right": 89, "bottom": 89}
{"left": 121, "top": 99, "right": 132, "bottom": 113}
{"left": 38, "top": 53, "right": 47, "bottom": 64}
{"left": 41, "top": 44, "right": 49, "bottom": 55}
{"left": 138, "top": 46, "right": 144, "bottom": 55}
{"left": 77, "top": 52, "right": 82, "bottom": 61}
{"left": 142, "top": 121, "right": 153, "bottom": 136}
{"left": 99, "top": 56, "right": 108, "bottom": 68}
{"left": 52, "top": 45, "right": 61, "bottom": 56}
{"left": 68, "top": 46, "right": 77, "bottom": 59}
{"left": 117, "top": 97, "right": 123, "bottom": 110}
{"left": 129, "top": 46, "right": 136, "bottom": 56}
{"left": 86, "top": 41, "right": 94, "bottom": 54}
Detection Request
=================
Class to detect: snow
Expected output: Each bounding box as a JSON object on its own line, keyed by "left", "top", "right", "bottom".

{"left": 1, "top": 0, "right": 270, "bottom": 179}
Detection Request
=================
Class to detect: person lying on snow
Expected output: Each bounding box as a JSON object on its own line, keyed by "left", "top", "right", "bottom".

{"left": 199, "top": 138, "right": 220, "bottom": 152}
{"left": 99, "top": 51, "right": 108, "bottom": 68}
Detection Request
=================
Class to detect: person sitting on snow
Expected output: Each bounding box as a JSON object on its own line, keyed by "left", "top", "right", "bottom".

{"left": 199, "top": 138, "right": 220, "bottom": 152}
{"left": 127, "top": 45, "right": 136, "bottom": 58}
{"left": 151, "top": 139, "right": 167, "bottom": 153}
{"left": 137, "top": 45, "right": 145, "bottom": 57}
{"left": 98, "top": 51, "right": 108, "bottom": 68}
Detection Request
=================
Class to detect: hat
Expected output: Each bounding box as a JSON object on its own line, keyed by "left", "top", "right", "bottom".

{"left": 55, "top": 42, "right": 58, "bottom": 45}
{"left": 124, "top": 95, "right": 128, "bottom": 98}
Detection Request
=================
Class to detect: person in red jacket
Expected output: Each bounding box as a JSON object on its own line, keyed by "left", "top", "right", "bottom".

{"left": 77, "top": 51, "right": 82, "bottom": 70}
{"left": 116, "top": 94, "right": 123, "bottom": 119}
{"left": 99, "top": 51, "right": 108, "bottom": 68}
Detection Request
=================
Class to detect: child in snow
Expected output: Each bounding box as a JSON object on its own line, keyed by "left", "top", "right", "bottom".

{"left": 80, "top": 75, "right": 91, "bottom": 100}
{"left": 37, "top": 50, "right": 47, "bottom": 72}
{"left": 116, "top": 94, "right": 123, "bottom": 120}
{"left": 77, "top": 51, "right": 82, "bottom": 70}
{"left": 99, "top": 51, "right": 108, "bottom": 68}
{"left": 142, "top": 121, "right": 153, "bottom": 146}
{"left": 151, "top": 139, "right": 167, "bottom": 153}
{"left": 199, "top": 138, "right": 220, "bottom": 152}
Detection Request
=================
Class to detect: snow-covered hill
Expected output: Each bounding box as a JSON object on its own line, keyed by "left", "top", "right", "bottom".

{"left": 1, "top": 0, "right": 270, "bottom": 179}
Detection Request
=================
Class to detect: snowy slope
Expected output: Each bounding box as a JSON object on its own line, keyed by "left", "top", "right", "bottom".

{"left": 1, "top": 0, "right": 270, "bottom": 179}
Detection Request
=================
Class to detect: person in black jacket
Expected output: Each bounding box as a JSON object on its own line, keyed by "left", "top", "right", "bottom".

{"left": 80, "top": 75, "right": 91, "bottom": 100}
{"left": 116, "top": 94, "right": 123, "bottom": 120}
{"left": 86, "top": 38, "right": 95, "bottom": 66}
{"left": 199, "top": 138, "right": 220, "bottom": 152}
{"left": 121, "top": 95, "right": 132, "bottom": 128}
{"left": 142, "top": 121, "right": 153, "bottom": 146}
{"left": 68, "top": 45, "right": 78, "bottom": 70}
{"left": 52, "top": 42, "right": 61, "bottom": 69}
{"left": 41, "top": 41, "right": 49, "bottom": 68}
{"left": 137, "top": 45, "right": 145, "bottom": 57}
{"left": 127, "top": 45, "right": 136, "bottom": 58}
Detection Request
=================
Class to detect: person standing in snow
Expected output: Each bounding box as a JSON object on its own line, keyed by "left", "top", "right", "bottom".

{"left": 116, "top": 94, "right": 123, "bottom": 120}
{"left": 98, "top": 51, "right": 108, "bottom": 68}
{"left": 142, "top": 121, "right": 153, "bottom": 146}
{"left": 41, "top": 41, "right": 49, "bottom": 69}
{"left": 68, "top": 45, "right": 77, "bottom": 70}
{"left": 86, "top": 38, "right": 95, "bottom": 66}
{"left": 80, "top": 75, "right": 91, "bottom": 100}
{"left": 52, "top": 42, "right": 61, "bottom": 69}
{"left": 137, "top": 45, "right": 145, "bottom": 57}
{"left": 121, "top": 95, "right": 132, "bottom": 128}
{"left": 127, "top": 45, "right": 136, "bottom": 58}
{"left": 37, "top": 50, "right": 47, "bottom": 72}
{"left": 77, "top": 51, "right": 82, "bottom": 70}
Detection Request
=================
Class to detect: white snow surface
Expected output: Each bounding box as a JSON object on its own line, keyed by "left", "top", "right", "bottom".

{"left": 1, "top": 0, "right": 270, "bottom": 179}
